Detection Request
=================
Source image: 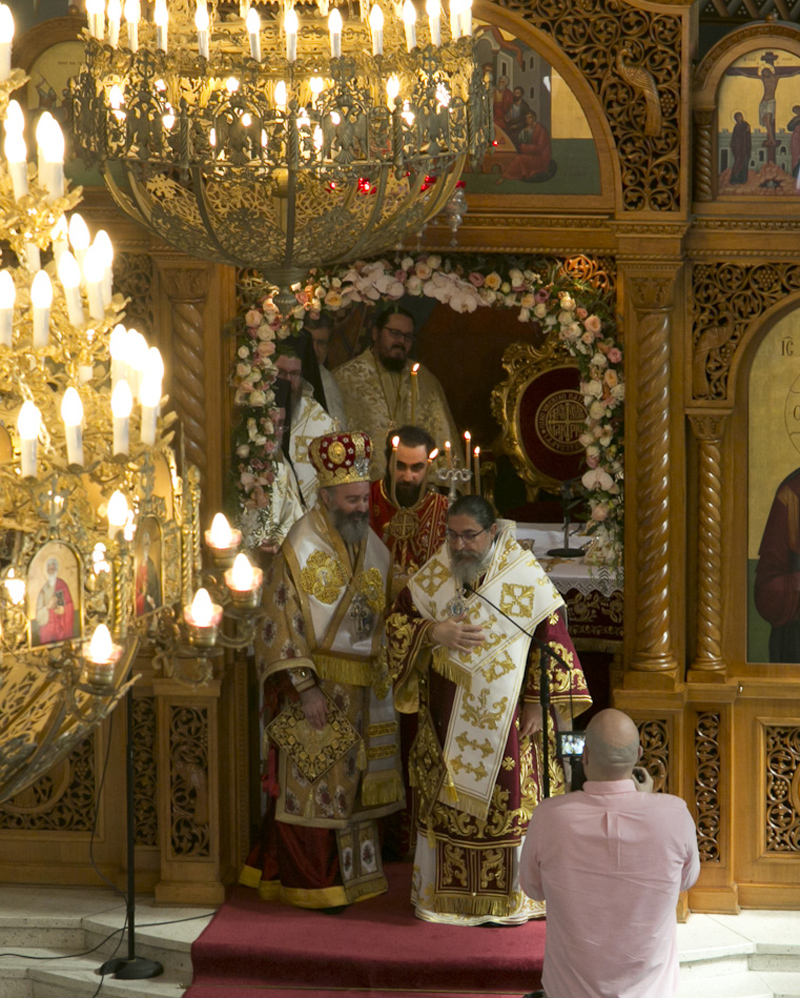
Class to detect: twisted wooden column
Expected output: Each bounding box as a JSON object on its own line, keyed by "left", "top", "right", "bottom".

{"left": 694, "top": 109, "right": 714, "bottom": 203}
{"left": 689, "top": 413, "right": 728, "bottom": 674}
{"left": 630, "top": 275, "right": 676, "bottom": 672}
{"left": 160, "top": 267, "right": 211, "bottom": 495}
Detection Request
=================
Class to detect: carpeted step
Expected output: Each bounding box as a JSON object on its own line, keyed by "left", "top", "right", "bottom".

{"left": 185, "top": 989, "right": 527, "bottom": 997}
{"left": 187, "top": 864, "right": 544, "bottom": 996}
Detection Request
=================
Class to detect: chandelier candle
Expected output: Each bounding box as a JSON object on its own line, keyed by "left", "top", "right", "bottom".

{"left": 124, "top": 0, "right": 140, "bottom": 51}
{"left": 155, "top": 0, "right": 168, "bottom": 52}
{"left": 50, "top": 216, "right": 68, "bottom": 267}
{"left": 106, "top": 489, "right": 129, "bottom": 539}
{"left": 109, "top": 324, "right": 128, "bottom": 388}
{"left": 426, "top": 0, "right": 442, "bottom": 46}
{"left": 31, "top": 271, "right": 52, "bottom": 348}
{"left": 68, "top": 213, "right": 90, "bottom": 278}
{"left": 61, "top": 387, "right": 85, "bottom": 468}
{"left": 246, "top": 6, "right": 262, "bottom": 62}
{"left": 17, "top": 401, "right": 41, "bottom": 479}
{"left": 402, "top": 0, "right": 417, "bottom": 51}
{"left": 284, "top": 7, "right": 298, "bottom": 62}
{"left": 107, "top": 0, "right": 122, "bottom": 48}
{"left": 4, "top": 126, "right": 27, "bottom": 201}
{"left": 369, "top": 4, "right": 383, "bottom": 55}
{"left": 139, "top": 375, "right": 160, "bottom": 446}
{"left": 111, "top": 380, "right": 132, "bottom": 456}
{"left": 58, "top": 252, "right": 84, "bottom": 327}
{"left": 93, "top": 229, "right": 114, "bottom": 305}
{"left": 195, "top": 2, "right": 209, "bottom": 59}
{"left": 83, "top": 243, "right": 106, "bottom": 321}
{"left": 126, "top": 329, "right": 148, "bottom": 401}
{"left": 0, "top": 5, "right": 13, "bottom": 82}
{"left": 0, "top": 270, "right": 15, "bottom": 346}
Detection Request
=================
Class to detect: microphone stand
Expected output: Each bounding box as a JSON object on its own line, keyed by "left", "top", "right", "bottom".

{"left": 462, "top": 583, "right": 573, "bottom": 800}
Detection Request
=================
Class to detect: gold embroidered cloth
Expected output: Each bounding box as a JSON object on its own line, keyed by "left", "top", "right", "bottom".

{"left": 267, "top": 694, "right": 361, "bottom": 783}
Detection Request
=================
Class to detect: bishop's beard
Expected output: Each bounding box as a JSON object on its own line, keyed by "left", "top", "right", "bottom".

{"left": 329, "top": 506, "right": 370, "bottom": 545}
{"left": 449, "top": 542, "right": 494, "bottom": 591}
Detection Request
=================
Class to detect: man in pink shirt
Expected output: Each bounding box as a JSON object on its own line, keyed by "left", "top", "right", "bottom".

{"left": 519, "top": 709, "right": 700, "bottom": 998}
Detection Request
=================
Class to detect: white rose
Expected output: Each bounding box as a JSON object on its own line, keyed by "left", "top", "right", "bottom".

{"left": 250, "top": 390, "right": 267, "bottom": 406}
{"left": 533, "top": 303, "right": 548, "bottom": 318}
{"left": 589, "top": 400, "right": 607, "bottom": 420}
{"left": 401, "top": 256, "right": 415, "bottom": 271}
{"left": 236, "top": 445, "right": 250, "bottom": 458}
{"left": 591, "top": 352, "right": 608, "bottom": 369}
{"left": 611, "top": 383, "right": 625, "bottom": 401}
{"left": 427, "top": 254, "right": 441, "bottom": 269}
{"left": 406, "top": 275, "right": 423, "bottom": 294}
{"left": 238, "top": 346, "right": 250, "bottom": 359}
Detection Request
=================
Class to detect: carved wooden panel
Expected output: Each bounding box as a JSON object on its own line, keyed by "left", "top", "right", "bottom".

{"left": 493, "top": 0, "right": 683, "bottom": 212}
{"left": 692, "top": 262, "right": 800, "bottom": 401}
{"left": 113, "top": 252, "right": 155, "bottom": 342}
{"left": 133, "top": 695, "right": 158, "bottom": 848}
{"left": 765, "top": 724, "right": 800, "bottom": 853}
{"left": 0, "top": 737, "right": 95, "bottom": 831}
{"left": 169, "top": 704, "right": 211, "bottom": 857}
{"left": 695, "top": 712, "right": 721, "bottom": 862}
{"left": 637, "top": 718, "right": 670, "bottom": 793}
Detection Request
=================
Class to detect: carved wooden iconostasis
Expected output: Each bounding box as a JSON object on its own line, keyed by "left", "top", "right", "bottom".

{"left": 6, "top": 0, "right": 800, "bottom": 914}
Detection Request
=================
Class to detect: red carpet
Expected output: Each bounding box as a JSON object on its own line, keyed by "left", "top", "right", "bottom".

{"left": 186, "top": 863, "right": 545, "bottom": 997}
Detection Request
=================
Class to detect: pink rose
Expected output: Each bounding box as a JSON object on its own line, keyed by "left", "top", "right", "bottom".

{"left": 576, "top": 307, "right": 588, "bottom": 320}
{"left": 394, "top": 270, "right": 407, "bottom": 283}
{"left": 468, "top": 272, "right": 485, "bottom": 287}
{"left": 535, "top": 289, "right": 550, "bottom": 303}
{"left": 257, "top": 340, "right": 276, "bottom": 357}
{"left": 245, "top": 309, "right": 262, "bottom": 327}
{"left": 591, "top": 504, "right": 609, "bottom": 521}
{"left": 607, "top": 347, "right": 622, "bottom": 364}
{"left": 584, "top": 315, "right": 602, "bottom": 335}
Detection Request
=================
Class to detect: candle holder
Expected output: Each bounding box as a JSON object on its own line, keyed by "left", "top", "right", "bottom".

{"left": 224, "top": 565, "right": 264, "bottom": 609}
{"left": 432, "top": 462, "right": 472, "bottom": 503}
{"left": 183, "top": 600, "right": 224, "bottom": 647}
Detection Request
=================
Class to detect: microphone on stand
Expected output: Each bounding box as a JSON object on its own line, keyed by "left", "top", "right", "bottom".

{"left": 461, "top": 581, "right": 573, "bottom": 800}
{"left": 547, "top": 476, "right": 585, "bottom": 558}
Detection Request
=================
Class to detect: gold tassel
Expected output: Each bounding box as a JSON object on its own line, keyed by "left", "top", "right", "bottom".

{"left": 431, "top": 647, "right": 472, "bottom": 691}
{"left": 356, "top": 738, "right": 368, "bottom": 770}
{"left": 444, "top": 766, "right": 459, "bottom": 803}
{"left": 426, "top": 819, "right": 436, "bottom": 848}
{"left": 361, "top": 770, "right": 404, "bottom": 806}
{"left": 314, "top": 653, "right": 373, "bottom": 687}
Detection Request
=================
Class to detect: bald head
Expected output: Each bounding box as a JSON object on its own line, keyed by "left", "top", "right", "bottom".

{"left": 583, "top": 709, "right": 641, "bottom": 782}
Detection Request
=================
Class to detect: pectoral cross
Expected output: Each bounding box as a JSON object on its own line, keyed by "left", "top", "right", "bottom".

{"left": 349, "top": 593, "right": 374, "bottom": 637}
{"left": 445, "top": 587, "right": 468, "bottom": 617}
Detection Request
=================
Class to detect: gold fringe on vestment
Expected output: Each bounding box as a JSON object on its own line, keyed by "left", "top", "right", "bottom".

{"left": 439, "top": 787, "right": 490, "bottom": 821}
{"left": 314, "top": 653, "right": 374, "bottom": 687}
{"left": 431, "top": 647, "right": 472, "bottom": 690}
{"left": 361, "top": 769, "right": 404, "bottom": 807}
{"left": 433, "top": 893, "right": 512, "bottom": 917}
{"left": 343, "top": 876, "right": 388, "bottom": 904}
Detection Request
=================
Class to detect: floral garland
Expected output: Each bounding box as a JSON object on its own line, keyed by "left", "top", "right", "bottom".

{"left": 230, "top": 253, "right": 623, "bottom": 567}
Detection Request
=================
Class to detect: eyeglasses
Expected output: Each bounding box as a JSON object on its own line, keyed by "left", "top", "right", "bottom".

{"left": 445, "top": 527, "right": 488, "bottom": 544}
{"left": 382, "top": 325, "right": 415, "bottom": 343}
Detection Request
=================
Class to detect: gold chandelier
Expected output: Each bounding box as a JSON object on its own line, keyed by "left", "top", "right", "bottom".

{"left": 0, "top": 5, "right": 272, "bottom": 805}
{"left": 69, "top": 0, "right": 491, "bottom": 306}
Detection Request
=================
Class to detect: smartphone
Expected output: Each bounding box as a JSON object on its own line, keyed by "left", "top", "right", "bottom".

{"left": 557, "top": 730, "right": 586, "bottom": 759}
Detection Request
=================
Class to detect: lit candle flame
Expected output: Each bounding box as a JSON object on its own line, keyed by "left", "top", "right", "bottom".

{"left": 190, "top": 588, "right": 214, "bottom": 626}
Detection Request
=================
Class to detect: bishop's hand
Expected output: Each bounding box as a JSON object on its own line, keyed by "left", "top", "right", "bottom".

{"left": 300, "top": 685, "right": 328, "bottom": 731}
{"left": 432, "top": 613, "right": 486, "bottom": 653}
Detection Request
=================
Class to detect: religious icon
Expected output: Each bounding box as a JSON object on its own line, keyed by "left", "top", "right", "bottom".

{"left": 718, "top": 48, "right": 800, "bottom": 195}
{"left": 28, "top": 541, "right": 81, "bottom": 648}
{"left": 134, "top": 517, "right": 163, "bottom": 618}
{"left": 748, "top": 308, "right": 800, "bottom": 663}
{"left": 464, "top": 23, "right": 600, "bottom": 196}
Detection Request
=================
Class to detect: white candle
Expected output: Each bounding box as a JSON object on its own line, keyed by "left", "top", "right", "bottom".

{"left": 35, "top": 111, "right": 55, "bottom": 193}
{"left": 124, "top": 0, "right": 140, "bottom": 51}
{"left": 426, "top": 0, "right": 441, "bottom": 45}
{"left": 57, "top": 251, "right": 84, "bottom": 328}
{"left": 473, "top": 445, "right": 481, "bottom": 495}
{"left": 246, "top": 6, "right": 262, "bottom": 62}
{"left": 195, "top": 2, "right": 209, "bottom": 59}
{"left": 109, "top": 324, "right": 128, "bottom": 388}
{"left": 31, "top": 270, "right": 52, "bottom": 348}
{"left": 274, "top": 80, "right": 287, "bottom": 110}
{"left": 50, "top": 216, "right": 69, "bottom": 267}
{"left": 92, "top": 229, "right": 114, "bottom": 305}
{"left": 445, "top": 439, "right": 452, "bottom": 470}
{"left": 107, "top": 489, "right": 129, "bottom": 539}
{"left": 126, "top": 328, "right": 148, "bottom": 402}
{"left": 3, "top": 99, "right": 23, "bottom": 136}
{"left": 111, "top": 380, "right": 133, "bottom": 456}
{"left": 68, "top": 213, "right": 90, "bottom": 277}
{"left": 205, "top": 512, "right": 242, "bottom": 553}
{"left": 25, "top": 245, "right": 40, "bottom": 273}
{"left": 386, "top": 74, "right": 400, "bottom": 108}
{"left": 43, "top": 118, "right": 65, "bottom": 201}
{"left": 61, "top": 387, "right": 84, "bottom": 467}
{"left": 139, "top": 374, "right": 161, "bottom": 446}
{"left": 154, "top": 0, "right": 168, "bottom": 52}
{"left": 403, "top": 0, "right": 417, "bottom": 51}
{"left": 83, "top": 243, "right": 106, "bottom": 321}
{"left": 17, "top": 401, "right": 41, "bottom": 479}
{"left": 284, "top": 6, "right": 298, "bottom": 63}
{"left": 328, "top": 8, "right": 342, "bottom": 58}
{"left": 460, "top": 0, "right": 472, "bottom": 36}
{"left": 449, "top": 0, "right": 461, "bottom": 38}
{"left": 4, "top": 128, "right": 27, "bottom": 201}
{"left": 0, "top": 269, "right": 14, "bottom": 346}
{"left": 86, "top": 0, "right": 105, "bottom": 40}
{"left": 107, "top": 0, "right": 122, "bottom": 47}
{"left": 0, "top": 5, "right": 14, "bottom": 83}
{"left": 369, "top": 4, "right": 383, "bottom": 55}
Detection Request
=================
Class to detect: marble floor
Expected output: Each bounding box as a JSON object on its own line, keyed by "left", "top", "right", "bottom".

{"left": 0, "top": 884, "right": 800, "bottom": 997}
